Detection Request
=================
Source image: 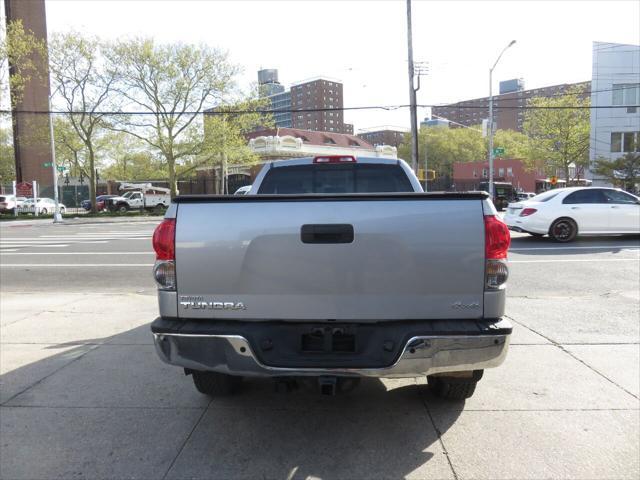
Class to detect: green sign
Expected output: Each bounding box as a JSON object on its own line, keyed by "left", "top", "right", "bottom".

{"left": 493, "top": 147, "right": 505, "bottom": 156}
{"left": 57, "top": 166, "right": 65, "bottom": 172}
{"left": 42, "top": 162, "right": 52, "bottom": 167}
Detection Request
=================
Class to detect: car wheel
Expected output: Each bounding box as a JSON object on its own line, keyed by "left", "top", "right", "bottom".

{"left": 154, "top": 203, "right": 166, "bottom": 213}
{"left": 428, "top": 370, "right": 483, "bottom": 400}
{"left": 191, "top": 370, "right": 241, "bottom": 396}
{"left": 41, "top": 208, "right": 48, "bottom": 214}
{"left": 117, "top": 204, "right": 128, "bottom": 213}
{"left": 549, "top": 218, "right": 577, "bottom": 242}
{"left": 60, "top": 207, "right": 66, "bottom": 214}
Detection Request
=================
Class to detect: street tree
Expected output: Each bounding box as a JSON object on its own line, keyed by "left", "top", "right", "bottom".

{"left": 0, "top": 125, "right": 15, "bottom": 182}
{"left": 107, "top": 38, "right": 238, "bottom": 197}
{"left": 100, "top": 130, "right": 167, "bottom": 181}
{"left": 0, "top": 18, "right": 47, "bottom": 109}
{"left": 594, "top": 153, "right": 640, "bottom": 192}
{"left": 49, "top": 32, "right": 117, "bottom": 212}
{"left": 192, "top": 96, "right": 273, "bottom": 193}
{"left": 399, "top": 126, "right": 485, "bottom": 180}
{"left": 53, "top": 116, "right": 86, "bottom": 178}
{"left": 522, "top": 84, "right": 590, "bottom": 182}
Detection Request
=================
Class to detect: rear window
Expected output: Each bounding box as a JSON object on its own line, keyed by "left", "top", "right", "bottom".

{"left": 257, "top": 164, "right": 414, "bottom": 194}
{"left": 530, "top": 190, "right": 560, "bottom": 203}
{"left": 0, "top": 197, "right": 6, "bottom": 202}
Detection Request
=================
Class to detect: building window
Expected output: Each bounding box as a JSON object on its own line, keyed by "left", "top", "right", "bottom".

{"left": 498, "top": 168, "right": 505, "bottom": 177}
{"left": 612, "top": 84, "right": 639, "bottom": 106}
{"left": 482, "top": 168, "right": 488, "bottom": 178}
{"left": 473, "top": 169, "right": 477, "bottom": 178}
{"left": 611, "top": 132, "right": 640, "bottom": 153}
{"left": 507, "top": 167, "right": 513, "bottom": 177}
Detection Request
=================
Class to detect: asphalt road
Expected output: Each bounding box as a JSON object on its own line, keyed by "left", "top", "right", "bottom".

{"left": 1, "top": 218, "right": 638, "bottom": 296}
{"left": 1, "top": 218, "right": 639, "bottom": 479}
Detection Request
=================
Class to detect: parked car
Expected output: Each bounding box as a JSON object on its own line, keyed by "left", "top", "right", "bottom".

{"left": 478, "top": 181, "right": 517, "bottom": 211}
{"left": 82, "top": 195, "right": 117, "bottom": 212}
{"left": 150, "top": 156, "right": 512, "bottom": 401}
{"left": 0, "top": 195, "right": 18, "bottom": 214}
{"left": 504, "top": 187, "right": 640, "bottom": 242}
{"left": 516, "top": 192, "right": 536, "bottom": 201}
{"left": 233, "top": 185, "right": 252, "bottom": 195}
{"left": 20, "top": 198, "right": 67, "bottom": 215}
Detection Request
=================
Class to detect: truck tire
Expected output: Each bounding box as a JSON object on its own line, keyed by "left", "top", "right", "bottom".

{"left": 191, "top": 371, "right": 241, "bottom": 396}
{"left": 117, "top": 203, "right": 129, "bottom": 213}
{"left": 428, "top": 370, "right": 483, "bottom": 400}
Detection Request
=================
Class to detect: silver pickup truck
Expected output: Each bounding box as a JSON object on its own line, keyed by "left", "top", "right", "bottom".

{"left": 151, "top": 156, "right": 512, "bottom": 400}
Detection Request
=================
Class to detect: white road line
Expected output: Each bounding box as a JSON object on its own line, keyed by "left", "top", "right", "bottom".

{"left": 511, "top": 258, "right": 639, "bottom": 263}
{"left": 0, "top": 238, "right": 148, "bottom": 243}
{"left": 511, "top": 246, "right": 640, "bottom": 251}
{"left": 0, "top": 244, "right": 69, "bottom": 248}
{"left": 0, "top": 252, "right": 154, "bottom": 255}
{"left": 0, "top": 263, "right": 154, "bottom": 267}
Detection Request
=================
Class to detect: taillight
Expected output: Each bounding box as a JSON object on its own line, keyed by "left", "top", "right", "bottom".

{"left": 152, "top": 219, "right": 176, "bottom": 291}
{"left": 519, "top": 208, "right": 538, "bottom": 217}
{"left": 152, "top": 218, "right": 175, "bottom": 260}
{"left": 484, "top": 215, "right": 510, "bottom": 259}
{"left": 484, "top": 215, "right": 510, "bottom": 290}
{"left": 313, "top": 156, "right": 356, "bottom": 163}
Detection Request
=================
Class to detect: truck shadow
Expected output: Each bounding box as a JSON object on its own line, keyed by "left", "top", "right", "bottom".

{"left": 0, "top": 324, "right": 464, "bottom": 479}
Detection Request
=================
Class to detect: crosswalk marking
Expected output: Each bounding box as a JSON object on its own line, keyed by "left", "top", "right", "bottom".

{"left": 0, "top": 231, "right": 153, "bottom": 252}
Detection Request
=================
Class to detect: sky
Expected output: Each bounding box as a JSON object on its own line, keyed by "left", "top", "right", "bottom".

{"left": 35, "top": 0, "right": 640, "bottom": 131}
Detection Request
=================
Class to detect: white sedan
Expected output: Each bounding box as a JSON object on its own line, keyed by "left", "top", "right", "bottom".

{"left": 20, "top": 198, "right": 67, "bottom": 215}
{"left": 504, "top": 187, "right": 640, "bottom": 242}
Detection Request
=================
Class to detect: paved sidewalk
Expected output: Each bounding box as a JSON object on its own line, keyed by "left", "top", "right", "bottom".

{"left": 0, "top": 292, "right": 638, "bottom": 479}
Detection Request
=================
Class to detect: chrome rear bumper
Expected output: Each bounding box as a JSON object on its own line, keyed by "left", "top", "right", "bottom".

{"left": 153, "top": 331, "right": 510, "bottom": 378}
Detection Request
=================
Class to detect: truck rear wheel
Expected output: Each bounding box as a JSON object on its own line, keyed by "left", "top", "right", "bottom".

{"left": 428, "top": 370, "right": 483, "bottom": 400}
{"left": 191, "top": 370, "right": 241, "bottom": 396}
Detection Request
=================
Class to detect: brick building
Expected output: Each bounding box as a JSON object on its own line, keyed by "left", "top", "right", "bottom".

{"left": 357, "top": 127, "right": 407, "bottom": 147}
{"left": 433, "top": 81, "right": 591, "bottom": 132}
{"left": 453, "top": 159, "right": 547, "bottom": 193}
{"left": 4, "top": 0, "right": 55, "bottom": 193}
{"left": 290, "top": 77, "right": 353, "bottom": 134}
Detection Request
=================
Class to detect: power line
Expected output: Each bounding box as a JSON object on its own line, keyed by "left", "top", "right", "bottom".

{"left": 0, "top": 104, "right": 638, "bottom": 116}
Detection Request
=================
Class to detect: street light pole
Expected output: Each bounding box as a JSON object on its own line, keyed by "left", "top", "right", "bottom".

{"left": 406, "top": 0, "right": 419, "bottom": 172}
{"left": 488, "top": 40, "right": 516, "bottom": 198}
{"left": 48, "top": 95, "right": 63, "bottom": 223}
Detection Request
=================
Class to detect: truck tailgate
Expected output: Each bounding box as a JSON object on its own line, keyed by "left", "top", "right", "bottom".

{"left": 174, "top": 194, "right": 486, "bottom": 321}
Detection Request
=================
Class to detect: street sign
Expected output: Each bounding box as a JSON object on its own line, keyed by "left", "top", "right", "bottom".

{"left": 42, "top": 162, "right": 52, "bottom": 167}
{"left": 550, "top": 176, "right": 558, "bottom": 186}
{"left": 57, "top": 166, "right": 65, "bottom": 172}
{"left": 16, "top": 182, "right": 33, "bottom": 197}
{"left": 493, "top": 147, "right": 505, "bottom": 156}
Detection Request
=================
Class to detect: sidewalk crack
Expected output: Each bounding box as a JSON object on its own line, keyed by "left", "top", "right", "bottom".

{"left": 506, "top": 315, "right": 639, "bottom": 401}
{"left": 416, "top": 379, "right": 459, "bottom": 480}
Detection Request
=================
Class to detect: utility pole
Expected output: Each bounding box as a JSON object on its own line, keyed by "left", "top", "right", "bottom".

{"left": 406, "top": 0, "right": 419, "bottom": 172}
{"left": 488, "top": 40, "right": 516, "bottom": 198}
{"left": 414, "top": 62, "right": 430, "bottom": 191}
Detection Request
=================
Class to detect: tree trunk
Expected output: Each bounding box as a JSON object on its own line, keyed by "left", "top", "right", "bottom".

{"left": 88, "top": 145, "right": 97, "bottom": 214}
{"left": 564, "top": 164, "right": 570, "bottom": 187}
